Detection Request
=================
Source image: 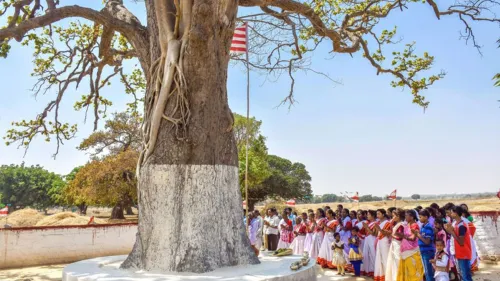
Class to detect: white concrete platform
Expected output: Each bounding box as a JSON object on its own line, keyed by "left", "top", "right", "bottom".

{"left": 62, "top": 254, "right": 317, "bottom": 281}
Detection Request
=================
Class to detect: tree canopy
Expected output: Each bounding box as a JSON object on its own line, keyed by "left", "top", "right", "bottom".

{"left": 0, "top": 1, "right": 498, "bottom": 154}
{"left": 0, "top": 163, "right": 64, "bottom": 210}
{"left": 62, "top": 112, "right": 141, "bottom": 217}
{"left": 63, "top": 149, "right": 138, "bottom": 212}
{"left": 234, "top": 113, "right": 312, "bottom": 209}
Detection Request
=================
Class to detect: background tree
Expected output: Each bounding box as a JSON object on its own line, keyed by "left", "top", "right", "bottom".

{"left": 64, "top": 150, "right": 138, "bottom": 219}
{"left": 234, "top": 113, "right": 271, "bottom": 205}
{"left": 234, "top": 113, "right": 312, "bottom": 210}
{"left": 78, "top": 112, "right": 142, "bottom": 157}
{"left": 1, "top": 0, "right": 498, "bottom": 273}
{"left": 411, "top": 194, "right": 421, "bottom": 200}
{"left": 321, "top": 194, "right": 339, "bottom": 203}
{"left": 246, "top": 154, "right": 313, "bottom": 210}
{"left": 64, "top": 112, "right": 142, "bottom": 218}
{"left": 61, "top": 166, "right": 88, "bottom": 214}
{"left": 0, "top": 164, "right": 64, "bottom": 213}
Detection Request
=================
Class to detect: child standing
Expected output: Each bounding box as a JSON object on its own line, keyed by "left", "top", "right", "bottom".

{"left": 348, "top": 227, "right": 364, "bottom": 276}
{"left": 431, "top": 240, "right": 450, "bottom": 281}
{"left": 331, "top": 232, "right": 347, "bottom": 275}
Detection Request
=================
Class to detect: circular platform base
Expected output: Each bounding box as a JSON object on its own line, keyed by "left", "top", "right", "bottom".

{"left": 62, "top": 254, "right": 316, "bottom": 281}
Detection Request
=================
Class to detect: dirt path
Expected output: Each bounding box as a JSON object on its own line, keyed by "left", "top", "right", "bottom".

{"left": 1, "top": 263, "right": 499, "bottom": 281}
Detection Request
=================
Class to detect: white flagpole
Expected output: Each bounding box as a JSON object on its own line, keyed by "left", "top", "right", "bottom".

{"left": 244, "top": 23, "right": 250, "bottom": 232}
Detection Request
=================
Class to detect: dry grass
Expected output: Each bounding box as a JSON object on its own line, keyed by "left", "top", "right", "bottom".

{"left": 0, "top": 208, "right": 45, "bottom": 227}
{"left": 35, "top": 212, "right": 106, "bottom": 226}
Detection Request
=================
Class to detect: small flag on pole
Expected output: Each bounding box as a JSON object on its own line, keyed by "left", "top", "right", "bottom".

{"left": 230, "top": 23, "right": 248, "bottom": 55}
{"left": 286, "top": 199, "right": 296, "bottom": 206}
{"left": 0, "top": 206, "right": 8, "bottom": 217}
{"left": 388, "top": 190, "right": 397, "bottom": 200}
{"left": 351, "top": 192, "right": 360, "bottom": 202}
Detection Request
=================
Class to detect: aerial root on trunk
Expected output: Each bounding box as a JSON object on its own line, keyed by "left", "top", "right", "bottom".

{"left": 138, "top": 40, "right": 191, "bottom": 175}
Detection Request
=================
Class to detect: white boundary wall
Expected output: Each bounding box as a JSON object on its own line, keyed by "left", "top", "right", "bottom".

{"left": 0, "top": 224, "right": 137, "bottom": 269}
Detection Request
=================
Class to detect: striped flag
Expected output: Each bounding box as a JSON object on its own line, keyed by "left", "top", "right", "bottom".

{"left": 0, "top": 206, "right": 8, "bottom": 217}
{"left": 230, "top": 23, "right": 248, "bottom": 55}
{"left": 351, "top": 192, "right": 359, "bottom": 202}
{"left": 388, "top": 189, "right": 397, "bottom": 200}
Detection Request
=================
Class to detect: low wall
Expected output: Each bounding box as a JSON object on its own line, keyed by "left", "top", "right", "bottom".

{"left": 0, "top": 223, "right": 137, "bottom": 269}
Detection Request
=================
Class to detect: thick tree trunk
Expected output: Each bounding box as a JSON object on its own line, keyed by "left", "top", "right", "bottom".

{"left": 111, "top": 204, "right": 125, "bottom": 220}
{"left": 78, "top": 203, "right": 87, "bottom": 215}
{"left": 125, "top": 206, "right": 134, "bottom": 215}
{"left": 121, "top": 0, "right": 258, "bottom": 273}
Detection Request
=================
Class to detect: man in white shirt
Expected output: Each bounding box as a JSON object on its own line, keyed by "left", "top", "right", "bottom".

{"left": 264, "top": 208, "right": 280, "bottom": 251}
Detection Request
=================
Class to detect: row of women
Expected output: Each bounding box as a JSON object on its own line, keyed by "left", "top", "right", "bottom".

{"left": 277, "top": 203, "right": 479, "bottom": 281}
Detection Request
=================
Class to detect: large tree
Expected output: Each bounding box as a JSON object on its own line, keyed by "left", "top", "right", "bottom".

{"left": 0, "top": 0, "right": 498, "bottom": 274}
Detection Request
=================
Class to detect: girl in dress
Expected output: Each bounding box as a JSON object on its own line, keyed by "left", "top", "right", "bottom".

{"left": 386, "top": 209, "right": 405, "bottom": 281}
{"left": 362, "top": 210, "right": 378, "bottom": 277}
{"left": 435, "top": 220, "right": 447, "bottom": 251}
{"left": 349, "top": 227, "right": 363, "bottom": 276}
{"left": 303, "top": 212, "right": 315, "bottom": 253}
{"left": 309, "top": 208, "right": 327, "bottom": 259}
{"left": 317, "top": 209, "right": 338, "bottom": 268}
{"left": 374, "top": 209, "right": 392, "bottom": 281}
{"left": 397, "top": 210, "right": 424, "bottom": 281}
{"left": 426, "top": 207, "right": 437, "bottom": 228}
{"left": 332, "top": 232, "right": 347, "bottom": 275}
{"left": 290, "top": 217, "right": 307, "bottom": 255}
{"left": 339, "top": 208, "right": 353, "bottom": 255}
{"left": 277, "top": 210, "right": 294, "bottom": 249}
{"left": 350, "top": 210, "right": 358, "bottom": 226}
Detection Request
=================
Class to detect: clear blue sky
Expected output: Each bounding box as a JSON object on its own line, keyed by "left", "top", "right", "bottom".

{"left": 0, "top": 2, "right": 499, "bottom": 197}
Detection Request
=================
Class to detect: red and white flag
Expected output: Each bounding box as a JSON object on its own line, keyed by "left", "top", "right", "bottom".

{"left": 230, "top": 23, "right": 248, "bottom": 55}
{"left": 286, "top": 199, "right": 296, "bottom": 206}
{"left": 0, "top": 206, "right": 8, "bottom": 217}
{"left": 351, "top": 192, "right": 359, "bottom": 202}
{"left": 388, "top": 190, "right": 397, "bottom": 200}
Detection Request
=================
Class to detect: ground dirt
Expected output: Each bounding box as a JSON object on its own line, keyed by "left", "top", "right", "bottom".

{"left": 0, "top": 263, "right": 499, "bottom": 281}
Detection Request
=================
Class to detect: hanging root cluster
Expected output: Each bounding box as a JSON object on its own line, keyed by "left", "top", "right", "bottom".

{"left": 136, "top": 0, "right": 195, "bottom": 176}
{"left": 138, "top": 40, "right": 191, "bottom": 173}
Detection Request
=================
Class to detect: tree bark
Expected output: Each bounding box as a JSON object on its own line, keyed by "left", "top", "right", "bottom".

{"left": 111, "top": 204, "right": 125, "bottom": 220}
{"left": 121, "top": 0, "right": 258, "bottom": 273}
{"left": 77, "top": 203, "right": 87, "bottom": 215}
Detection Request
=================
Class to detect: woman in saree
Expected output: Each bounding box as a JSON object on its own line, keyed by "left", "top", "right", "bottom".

{"left": 277, "top": 210, "right": 294, "bottom": 249}
{"left": 303, "top": 212, "right": 315, "bottom": 254}
{"left": 362, "top": 210, "right": 378, "bottom": 277}
{"left": 309, "top": 208, "right": 327, "bottom": 259}
{"left": 356, "top": 210, "right": 368, "bottom": 275}
{"left": 397, "top": 210, "right": 424, "bottom": 281}
{"left": 386, "top": 209, "right": 406, "bottom": 281}
{"left": 374, "top": 209, "right": 392, "bottom": 281}
{"left": 317, "top": 209, "right": 338, "bottom": 268}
